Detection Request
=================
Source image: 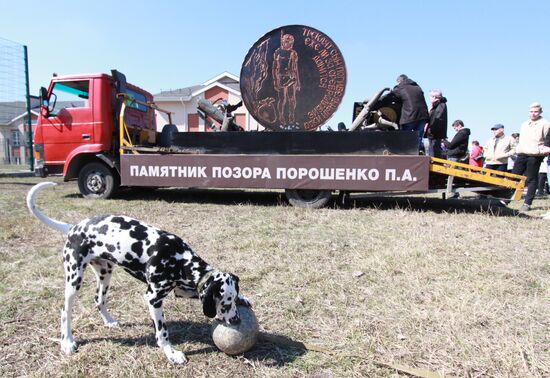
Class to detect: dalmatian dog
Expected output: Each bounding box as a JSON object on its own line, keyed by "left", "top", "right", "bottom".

{"left": 26, "top": 182, "right": 250, "bottom": 364}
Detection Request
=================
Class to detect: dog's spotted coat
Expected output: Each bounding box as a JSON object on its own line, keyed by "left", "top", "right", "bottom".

{"left": 27, "top": 182, "right": 250, "bottom": 364}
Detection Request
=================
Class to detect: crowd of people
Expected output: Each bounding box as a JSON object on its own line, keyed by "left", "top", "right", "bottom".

{"left": 391, "top": 75, "right": 550, "bottom": 212}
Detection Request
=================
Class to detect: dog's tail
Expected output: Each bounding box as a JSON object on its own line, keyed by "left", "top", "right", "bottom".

{"left": 26, "top": 182, "right": 73, "bottom": 235}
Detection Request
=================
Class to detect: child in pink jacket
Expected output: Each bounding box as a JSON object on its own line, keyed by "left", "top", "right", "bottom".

{"left": 469, "top": 140, "right": 484, "bottom": 167}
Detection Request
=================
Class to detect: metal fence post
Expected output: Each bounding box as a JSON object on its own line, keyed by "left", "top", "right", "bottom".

{"left": 24, "top": 45, "right": 33, "bottom": 171}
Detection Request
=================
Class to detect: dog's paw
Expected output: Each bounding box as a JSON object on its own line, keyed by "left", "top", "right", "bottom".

{"left": 61, "top": 338, "right": 77, "bottom": 354}
{"left": 163, "top": 346, "right": 188, "bottom": 364}
{"left": 100, "top": 312, "right": 120, "bottom": 327}
{"left": 105, "top": 320, "right": 120, "bottom": 328}
{"left": 237, "top": 294, "right": 252, "bottom": 307}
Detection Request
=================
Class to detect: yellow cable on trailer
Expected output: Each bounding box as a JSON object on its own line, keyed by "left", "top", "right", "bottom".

{"left": 118, "top": 101, "right": 137, "bottom": 155}
{"left": 117, "top": 93, "right": 173, "bottom": 155}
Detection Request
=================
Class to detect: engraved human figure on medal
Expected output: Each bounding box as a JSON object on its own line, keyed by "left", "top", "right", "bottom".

{"left": 272, "top": 32, "right": 301, "bottom": 128}
{"left": 242, "top": 39, "right": 277, "bottom": 124}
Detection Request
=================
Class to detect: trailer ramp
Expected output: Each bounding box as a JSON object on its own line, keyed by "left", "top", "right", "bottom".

{"left": 429, "top": 157, "right": 526, "bottom": 201}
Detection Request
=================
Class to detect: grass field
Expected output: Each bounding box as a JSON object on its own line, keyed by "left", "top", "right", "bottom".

{"left": 0, "top": 164, "right": 32, "bottom": 173}
{"left": 1, "top": 177, "right": 549, "bottom": 377}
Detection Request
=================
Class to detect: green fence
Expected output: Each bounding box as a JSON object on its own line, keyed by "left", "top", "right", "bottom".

{"left": 0, "top": 37, "right": 33, "bottom": 173}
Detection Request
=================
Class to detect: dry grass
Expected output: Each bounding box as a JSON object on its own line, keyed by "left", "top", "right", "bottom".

{"left": 0, "top": 164, "right": 32, "bottom": 173}
{"left": 0, "top": 177, "right": 549, "bottom": 377}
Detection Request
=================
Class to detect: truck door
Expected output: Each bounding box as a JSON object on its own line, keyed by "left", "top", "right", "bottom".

{"left": 41, "top": 80, "right": 94, "bottom": 164}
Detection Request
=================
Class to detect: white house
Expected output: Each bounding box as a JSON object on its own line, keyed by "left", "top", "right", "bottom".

{"left": 0, "top": 101, "right": 37, "bottom": 165}
{"left": 153, "top": 72, "right": 261, "bottom": 132}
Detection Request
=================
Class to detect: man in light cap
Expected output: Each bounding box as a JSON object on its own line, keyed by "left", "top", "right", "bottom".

{"left": 512, "top": 102, "right": 550, "bottom": 211}
{"left": 483, "top": 124, "right": 515, "bottom": 172}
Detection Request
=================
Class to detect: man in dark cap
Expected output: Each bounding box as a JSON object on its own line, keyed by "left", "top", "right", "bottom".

{"left": 391, "top": 74, "right": 429, "bottom": 153}
{"left": 483, "top": 124, "right": 515, "bottom": 172}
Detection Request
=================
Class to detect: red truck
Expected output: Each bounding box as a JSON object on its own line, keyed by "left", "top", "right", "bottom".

{"left": 33, "top": 70, "right": 525, "bottom": 208}
{"left": 35, "top": 70, "right": 159, "bottom": 199}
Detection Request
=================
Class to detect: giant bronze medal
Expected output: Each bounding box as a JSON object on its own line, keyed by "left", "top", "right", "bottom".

{"left": 240, "top": 25, "right": 346, "bottom": 131}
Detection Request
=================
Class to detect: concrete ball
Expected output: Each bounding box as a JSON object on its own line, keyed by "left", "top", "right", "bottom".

{"left": 211, "top": 305, "right": 259, "bottom": 355}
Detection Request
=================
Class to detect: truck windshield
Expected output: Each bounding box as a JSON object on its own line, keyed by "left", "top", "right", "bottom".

{"left": 49, "top": 80, "right": 89, "bottom": 113}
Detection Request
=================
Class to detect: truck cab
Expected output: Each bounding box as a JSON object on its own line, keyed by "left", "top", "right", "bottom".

{"left": 34, "top": 71, "right": 156, "bottom": 198}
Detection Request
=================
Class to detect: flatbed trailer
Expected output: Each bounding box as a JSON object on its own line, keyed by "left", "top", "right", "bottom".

{"left": 117, "top": 98, "right": 526, "bottom": 208}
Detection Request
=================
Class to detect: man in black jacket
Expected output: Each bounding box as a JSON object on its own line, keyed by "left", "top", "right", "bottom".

{"left": 392, "top": 74, "right": 429, "bottom": 153}
{"left": 445, "top": 120, "right": 470, "bottom": 162}
{"left": 426, "top": 89, "right": 448, "bottom": 158}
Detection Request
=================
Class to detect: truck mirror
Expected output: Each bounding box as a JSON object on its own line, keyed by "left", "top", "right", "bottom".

{"left": 39, "top": 87, "right": 50, "bottom": 116}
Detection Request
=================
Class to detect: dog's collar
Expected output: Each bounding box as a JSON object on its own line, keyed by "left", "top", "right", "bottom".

{"left": 197, "top": 270, "right": 215, "bottom": 293}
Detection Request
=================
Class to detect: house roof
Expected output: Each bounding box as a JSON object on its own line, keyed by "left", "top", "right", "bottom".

{"left": 155, "top": 85, "right": 203, "bottom": 100}
{"left": 10, "top": 110, "right": 39, "bottom": 123}
{"left": 154, "top": 72, "right": 241, "bottom": 101}
{"left": 0, "top": 101, "right": 34, "bottom": 124}
{"left": 202, "top": 72, "right": 239, "bottom": 86}
{"left": 0, "top": 99, "right": 78, "bottom": 125}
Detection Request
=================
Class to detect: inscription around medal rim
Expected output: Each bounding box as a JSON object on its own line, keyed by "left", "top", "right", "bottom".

{"left": 240, "top": 25, "right": 347, "bottom": 131}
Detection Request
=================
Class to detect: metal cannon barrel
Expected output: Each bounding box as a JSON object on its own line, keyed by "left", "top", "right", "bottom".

{"left": 240, "top": 25, "right": 347, "bottom": 131}
{"left": 197, "top": 99, "right": 226, "bottom": 124}
{"left": 197, "top": 99, "right": 243, "bottom": 131}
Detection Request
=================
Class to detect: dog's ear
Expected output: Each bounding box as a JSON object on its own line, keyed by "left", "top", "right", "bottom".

{"left": 232, "top": 274, "right": 240, "bottom": 293}
{"left": 201, "top": 279, "right": 218, "bottom": 318}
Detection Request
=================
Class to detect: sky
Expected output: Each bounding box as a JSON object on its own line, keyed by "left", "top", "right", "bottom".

{"left": 2, "top": 0, "right": 549, "bottom": 145}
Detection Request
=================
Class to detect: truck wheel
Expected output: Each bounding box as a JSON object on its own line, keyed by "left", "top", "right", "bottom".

{"left": 78, "top": 162, "right": 119, "bottom": 199}
{"left": 285, "top": 189, "right": 332, "bottom": 209}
